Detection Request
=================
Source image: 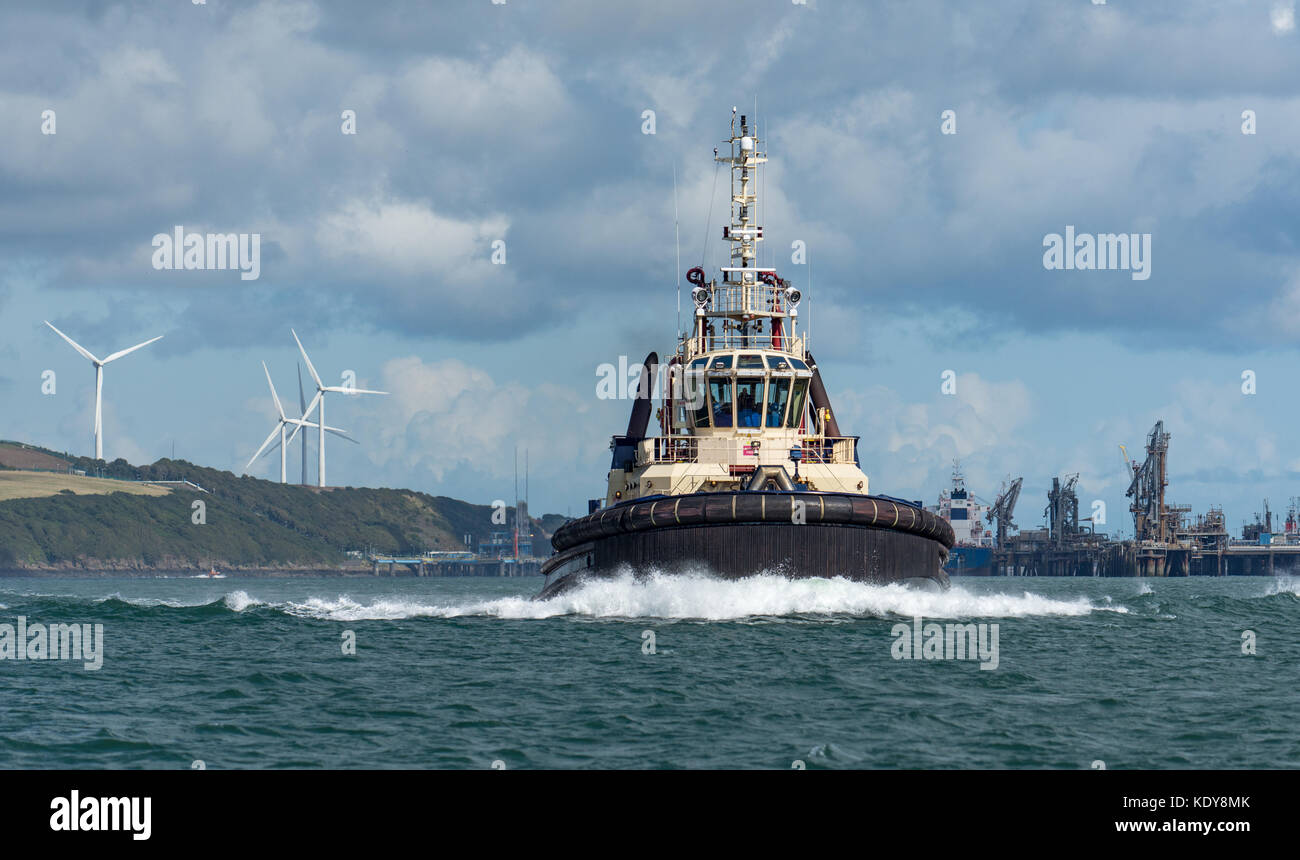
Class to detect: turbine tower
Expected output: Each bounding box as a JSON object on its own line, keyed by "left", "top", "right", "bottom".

{"left": 298, "top": 363, "right": 309, "bottom": 485}
{"left": 291, "top": 329, "right": 387, "bottom": 488}
{"left": 244, "top": 362, "right": 356, "bottom": 482}
{"left": 44, "top": 321, "right": 162, "bottom": 460}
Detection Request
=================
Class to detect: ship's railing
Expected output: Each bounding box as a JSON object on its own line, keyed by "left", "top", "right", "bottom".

{"left": 638, "top": 436, "right": 699, "bottom": 465}
{"left": 799, "top": 437, "right": 858, "bottom": 465}
{"left": 709, "top": 282, "right": 789, "bottom": 317}
{"left": 690, "top": 332, "right": 802, "bottom": 354}
{"left": 634, "top": 435, "right": 857, "bottom": 466}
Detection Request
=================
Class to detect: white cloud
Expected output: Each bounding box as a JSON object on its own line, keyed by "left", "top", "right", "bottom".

{"left": 315, "top": 197, "right": 508, "bottom": 279}
{"left": 1272, "top": 3, "right": 1296, "bottom": 35}
{"left": 353, "top": 356, "right": 599, "bottom": 489}
{"left": 832, "top": 373, "right": 1034, "bottom": 501}
{"left": 398, "top": 47, "right": 573, "bottom": 144}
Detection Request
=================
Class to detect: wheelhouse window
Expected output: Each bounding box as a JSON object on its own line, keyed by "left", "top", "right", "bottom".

{"left": 735, "top": 379, "right": 764, "bottom": 427}
{"left": 688, "top": 368, "right": 710, "bottom": 428}
{"left": 786, "top": 378, "right": 809, "bottom": 428}
{"left": 709, "top": 376, "right": 734, "bottom": 427}
{"left": 737, "top": 354, "right": 765, "bottom": 370}
{"left": 765, "top": 377, "right": 791, "bottom": 427}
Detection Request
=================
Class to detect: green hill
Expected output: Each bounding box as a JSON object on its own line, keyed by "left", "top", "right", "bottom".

{"left": 0, "top": 445, "right": 559, "bottom": 571}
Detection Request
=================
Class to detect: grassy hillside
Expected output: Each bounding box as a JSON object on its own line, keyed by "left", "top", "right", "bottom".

{"left": 0, "top": 471, "right": 173, "bottom": 502}
{"left": 0, "top": 449, "right": 554, "bottom": 571}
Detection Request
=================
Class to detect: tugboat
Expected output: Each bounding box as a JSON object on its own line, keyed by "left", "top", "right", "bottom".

{"left": 538, "top": 110, "right": 954, "bottom": 599}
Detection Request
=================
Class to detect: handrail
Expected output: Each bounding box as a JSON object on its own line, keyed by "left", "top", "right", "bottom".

{"left": 635, "top": 435, "right": 858, "bottom": 466}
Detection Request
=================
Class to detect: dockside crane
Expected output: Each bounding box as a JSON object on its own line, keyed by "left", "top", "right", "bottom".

{"left": 1124, "top": 420, "right": 1183, "bottom": 544}
{"left": 989, "top": 476, "right": 1022, "bottom": 549}
{"left": 1045, "top": 473, "right": 1081, "bottom": 547}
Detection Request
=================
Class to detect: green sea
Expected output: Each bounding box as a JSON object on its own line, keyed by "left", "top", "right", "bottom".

{"left": 1, "top": 574, "right": 1296, "bottom": 769}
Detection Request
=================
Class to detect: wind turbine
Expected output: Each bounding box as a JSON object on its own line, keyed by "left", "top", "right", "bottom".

{"left": 298, "top": 362, "right": 309, "bottom": 485}
{"left": 44, "top": 321, "right": 162, "bottom": 460}
{"left": 243, "top": 362, "right": 356, "bottom": 482}
{"left": 292, "top": 329, "right": 387, "bottom": 488}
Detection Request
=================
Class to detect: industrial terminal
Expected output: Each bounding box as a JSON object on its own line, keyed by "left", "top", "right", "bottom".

{"left": 937, "top": 419, "right": 1300, "bottom": 578}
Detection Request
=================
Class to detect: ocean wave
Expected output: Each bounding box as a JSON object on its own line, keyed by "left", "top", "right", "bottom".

{"left": 94, "top": 592, "right": 201, "bottom": 609}
{"left": 274, "top": 573, "right": 1115, "bottom": 621}
{"left": 2, "top": 590, "right": 269, "bottom": 615}
{"left": 224, "top": 591, "right": 265, "bottom": 612}
{"left": 1262, "top": 577, "right": 1300, "bottom": 598}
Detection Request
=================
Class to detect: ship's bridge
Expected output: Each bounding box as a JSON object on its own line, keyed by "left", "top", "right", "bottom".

{"left": 626, "top": 346, "right": 859, "bottom": 481}
{"left": 678, "top": 349, "right": 813, "bottom": 432}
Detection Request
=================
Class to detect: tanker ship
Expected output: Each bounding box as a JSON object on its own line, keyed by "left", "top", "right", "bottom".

{"left": 929, "top": 463, "right": 994, "bottom": 576}
{"left": 538, "top": 110, "right": 954, "bottom": 599}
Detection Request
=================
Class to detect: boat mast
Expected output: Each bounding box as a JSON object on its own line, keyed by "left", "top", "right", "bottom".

{"left": 689, "top": 110, "right": 799, "bottom": 358}
{"left": 721, "top": 107, "right": 765, "bottom": 282}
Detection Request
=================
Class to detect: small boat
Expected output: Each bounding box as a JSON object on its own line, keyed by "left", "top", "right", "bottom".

{"left": 537, "top": 110, "right": 954, "bottom": 599}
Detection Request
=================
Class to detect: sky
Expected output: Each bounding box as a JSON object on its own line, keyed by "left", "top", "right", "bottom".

{"left": 2, "top": 0, "right": 1300, "bottom": 536}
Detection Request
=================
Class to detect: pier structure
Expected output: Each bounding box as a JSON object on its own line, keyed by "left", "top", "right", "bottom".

{"left": 988, "top": 419, "right": 1300, "bottom": 577}
{"left": 367, "top": 552, "right": 541, "bottom": 577}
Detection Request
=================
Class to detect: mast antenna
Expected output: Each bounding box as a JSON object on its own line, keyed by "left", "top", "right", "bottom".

{"left": 513, "top": 444, "right": 519, "bottom": 561}
{"left": 674, "top": 163, "right": 681, "bottom": 340}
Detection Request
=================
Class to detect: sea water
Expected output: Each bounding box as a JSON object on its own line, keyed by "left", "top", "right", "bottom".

{"left": 0, "top": 574, "right": 1296, "bottom": 769}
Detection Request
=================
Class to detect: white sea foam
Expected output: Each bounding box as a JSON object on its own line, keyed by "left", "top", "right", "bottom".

{"left": 1136, "top": 582, "right": 1154, "bottom": 595}
{"left": 277, "top": 573, "right": 1116, "bottom": 621}
{"left": 1262, "top": 577, "right": 1300, "bottom": 597}
{"left": 223, "top": 590, "right": 264, "bottom": 612}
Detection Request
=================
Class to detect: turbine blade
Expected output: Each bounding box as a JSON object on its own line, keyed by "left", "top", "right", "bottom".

{"left": 263, "top": 361, "right": 285, "bottom": 420}
{"left": 297, "top": 363, "right": 307, "bottom": 415}
{"left": 325, "top": 427, "right": 359, "bottom": 444}
{"left": 244, "top": 424, "right": 282, "bottom": 472}
{"left": 324, "top": 386, "right": 388, "bottom": 395}
{"left": 291, "top": 329, "right": 323, "bottom": 389}
{"left": 300, "top": 389, "right": 322, "bottom": 420}
{"left": 102, "top": 334, "right": 162, "bottom": 365}
{"left": 44, "top": 321, "right": 100, "bottom": 364}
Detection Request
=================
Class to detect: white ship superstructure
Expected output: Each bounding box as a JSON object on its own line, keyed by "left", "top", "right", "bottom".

{"left": 929, "top": 463, "right": 993, "bottom": 548}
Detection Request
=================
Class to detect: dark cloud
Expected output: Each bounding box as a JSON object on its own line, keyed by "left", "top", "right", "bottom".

{"left": 4, "top": 1, "right": 1300, "bottom": 358}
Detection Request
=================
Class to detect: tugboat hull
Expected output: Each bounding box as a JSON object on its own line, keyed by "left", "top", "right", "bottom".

{"left": 538, "top": 491, "right": 953, "bottom": 599}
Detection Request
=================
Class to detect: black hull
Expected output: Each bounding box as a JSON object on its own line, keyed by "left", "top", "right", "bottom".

{"left": 538, "top": 491, "right": 953, "bottom": 599}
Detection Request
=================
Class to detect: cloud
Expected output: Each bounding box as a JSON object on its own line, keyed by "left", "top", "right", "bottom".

{"left": 315, "top": 197, "right": 508, "bottom": 280}
{"left": 347, "top": 355, "right": 602, "bottom": 494}
{"left": 1273, "top": 3, "right": 1296, "bottom": 35}
{"left": 831, "top": 373, "right": 1034, "bottom": 501}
